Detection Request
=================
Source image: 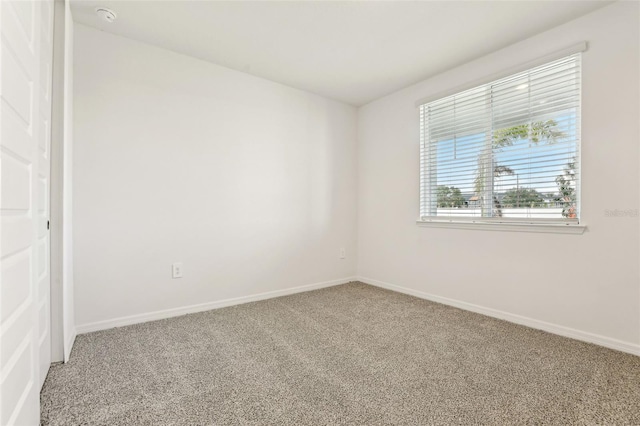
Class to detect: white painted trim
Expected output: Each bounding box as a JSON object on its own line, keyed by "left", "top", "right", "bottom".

{"left": 63, "top": 328, "right": 76, "bottom": 363}
{"left": 76, "top": 277, "right": 357, "bottom": 334}
{"left": 358, "top": 276, "right": 640, "bottom": 356}
{"left": 416, "top": 220, "right": 586, "bottom": 234}
{"left": 50, "top": 0, "right": 67, "bottom": 365}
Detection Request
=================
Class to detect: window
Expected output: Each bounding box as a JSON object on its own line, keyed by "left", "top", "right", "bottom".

{"left": 419, "top": 54, "right": 581, "bottom": 228}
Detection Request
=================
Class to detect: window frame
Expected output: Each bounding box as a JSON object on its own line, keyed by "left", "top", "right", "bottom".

{"left": 416, "top": 43, "right": 587, "bottom": 234}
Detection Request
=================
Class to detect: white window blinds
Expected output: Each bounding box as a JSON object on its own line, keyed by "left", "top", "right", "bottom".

{"left": 420, "top": 54, "right": 581, "bottom": 224}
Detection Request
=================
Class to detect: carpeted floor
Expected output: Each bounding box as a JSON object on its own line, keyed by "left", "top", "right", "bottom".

{"left": 41, "top": 282, "right": 640, "bottom": 425}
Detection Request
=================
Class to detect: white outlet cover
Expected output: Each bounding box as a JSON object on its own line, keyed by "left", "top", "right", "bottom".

{"left": 172, "top": 262, "right": 183, "bottom": 278}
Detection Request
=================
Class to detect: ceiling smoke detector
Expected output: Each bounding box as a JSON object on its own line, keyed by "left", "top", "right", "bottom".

{"left": 96, "top": 7, "right": 117, "bottom": 23}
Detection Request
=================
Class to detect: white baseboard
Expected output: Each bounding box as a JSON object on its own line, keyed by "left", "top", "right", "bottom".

{"left": 358, "top": 276, "right": 640, "bottom": 357}
{"left": 64, "top": 328, "right": 76, "bottom": 363}
{"left": 76, "top": 277, "right": 357, "bottom": 334}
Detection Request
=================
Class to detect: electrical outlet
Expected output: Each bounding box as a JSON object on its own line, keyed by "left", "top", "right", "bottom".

{"left": 339, "top": 248, "right": 346, "bottom": 259}
{"left": 172, "top": 262, "right": 183, "bottom": 279}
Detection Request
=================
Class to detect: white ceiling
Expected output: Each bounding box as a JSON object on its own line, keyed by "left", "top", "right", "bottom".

{"left": 70, "top": 0, "right": 612, "bottom": 106}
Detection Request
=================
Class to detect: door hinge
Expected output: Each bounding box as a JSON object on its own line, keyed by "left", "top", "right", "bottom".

{"left": 47, "top": 220, "right": 50, "bottom": 230}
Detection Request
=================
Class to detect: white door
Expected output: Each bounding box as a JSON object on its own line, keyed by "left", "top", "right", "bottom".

{"left": 1, "top": 0, "right": 54, "bottom": 424}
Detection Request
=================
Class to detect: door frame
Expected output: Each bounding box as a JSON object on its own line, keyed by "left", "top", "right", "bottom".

{"left": 50, "top": 0, "right": 75, "bottom": 364}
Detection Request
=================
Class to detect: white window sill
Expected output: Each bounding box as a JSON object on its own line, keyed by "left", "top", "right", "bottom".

{"left": 416, "top": 220, "right": 586, "bottom": 234}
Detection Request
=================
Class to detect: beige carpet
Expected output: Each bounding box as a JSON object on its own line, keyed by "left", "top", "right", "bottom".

{"left": 41, "top": 282, "right": 640, "bottom": 425}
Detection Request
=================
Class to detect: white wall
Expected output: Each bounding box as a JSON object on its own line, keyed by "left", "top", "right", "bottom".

{"left": 357, "top": 2, "right": 640, "bottom": 353}
{"left": 73, "top": 25, "right": 357, "bottom": 330}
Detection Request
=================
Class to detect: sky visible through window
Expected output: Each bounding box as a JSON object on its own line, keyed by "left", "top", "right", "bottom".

{"left": 435, "top": 112, "right": 577, "bottom": 197}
